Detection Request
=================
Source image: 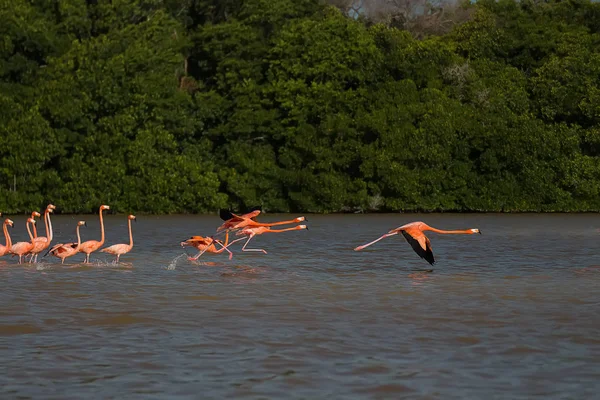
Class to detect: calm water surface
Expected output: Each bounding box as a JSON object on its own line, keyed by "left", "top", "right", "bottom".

{"left": 1, "top": 214, "right": 600, "bottom": 399}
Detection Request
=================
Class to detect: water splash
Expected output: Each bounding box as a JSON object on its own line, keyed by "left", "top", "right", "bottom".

{"left": 167, "top": 254, "right": 186, "bottom": 270}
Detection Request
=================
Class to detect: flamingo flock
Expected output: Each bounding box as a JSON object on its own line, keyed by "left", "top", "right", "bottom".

{"left": 0, "top": 205, "right": 136, "bottom": 264}
{"left": 0, "top": 204, "right": 483, "bottom": 267}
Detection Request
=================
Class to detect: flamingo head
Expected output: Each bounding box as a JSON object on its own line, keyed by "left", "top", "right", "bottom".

{"left": 470, "top": 228, "right": 481, "bottom": 234}
{"left": 5, "top": 219, "right": 13, "bottom": 227}
{"left": 294, "top": 216, "right": 306, "bottom": 222}
{"left": 47, "top": 204, "right": 56, "bottom": 212}
{"left": 298, "top": 225, "right": 308, "bottom": 230}
{"left": 100, "top": 205, "right": 110, "bottom": 211}
{"left": 78, "top": 221, "right": 87, "bottom": 227}
{"left": 27, "top": 218, "right": 36, "bottom": 224}
{"left": 32, "top": 211, "right": 41, "bottom": 218}
{"left": 128, "top": 215, "right": 136, "bottom": 221}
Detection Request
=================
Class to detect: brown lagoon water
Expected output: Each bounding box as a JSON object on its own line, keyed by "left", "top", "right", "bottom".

{"left": 1, "top": 213, "right": 600, "bottom": 399}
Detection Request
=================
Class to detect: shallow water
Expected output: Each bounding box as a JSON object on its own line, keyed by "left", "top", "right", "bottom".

{"left": 1, "top": 213, "right": 599, "bottom": 399}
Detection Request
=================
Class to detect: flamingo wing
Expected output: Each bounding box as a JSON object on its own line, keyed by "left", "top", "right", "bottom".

{"left": 400, "top": 230, "right": 435, "bottom": 265}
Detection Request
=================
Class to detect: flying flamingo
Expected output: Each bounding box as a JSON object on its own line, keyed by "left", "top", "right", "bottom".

{"left": 354, "top": 221, "right": 481, "bottom": 265}
{"left": 27, "top": 204, "right": 55, "bottom": 263}
{"left": 100, "top": 215, "right": 135, "bottom": 263}
{"left": 226, "top": 213, "right": 306, "bottom": 232}
{"left": 0, "top": 218, "right": 14, "bottom": 257}
{"left": 181, "top": 234, "right": 232, "bottom": 260}
{"left": 79, "top": 204, "right": 110, "bottom": 263}
{"left": 223, "top": 225, "right": 309, "bottom": 255}
{"left": 10, "top": 217, "right": 36, "bottom": 264}
{"left": 45, "top": 221, "right": 87, "bottom": 264}
{"left": 182, "top": 232, "right": 247, "bottom": 261}
{"left": 217, "top": 209, "right": 263, "bottom": 233}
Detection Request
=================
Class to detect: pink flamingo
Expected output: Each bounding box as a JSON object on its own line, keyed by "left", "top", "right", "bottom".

{"left": 354, "top": 221, "right": 481, "bottom": 265}
{"left": 226, "top": 214, "right": 306, "bottom": 232}
{"left": 30, "top": 211, "right": 41, "bottom": 237}
{"left": 79, "top": 204, "right": 110, "bottom": 263}
{"left": 10, "top": 217, "right": 36, "bottom": 264}
{"left": 217, "top": 210, "right": 263, "bottom": 233}
{"left": 181, "top": 234, "right": 236, "bottom": 261}
{"left": 182, "top": 232, "right": 247, "bottom": 261}
{"left": 46, "top": 221, "right": 87, "bottom": 264}
{"left": 225, "top": 225, "right": 309, "bottom": 255}
{"left": 0, "top": 218, "right": 14, "bottom": 257}
{"left": 28, "top": 204, "right": 55, "bottom": 263}
{"left": 100, "top": 215, "right": 135, "bottom": 263}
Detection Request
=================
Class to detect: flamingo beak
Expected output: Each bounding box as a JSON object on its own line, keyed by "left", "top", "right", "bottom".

{"left": 478, "top": 230, "right": 482, "bottom": 234}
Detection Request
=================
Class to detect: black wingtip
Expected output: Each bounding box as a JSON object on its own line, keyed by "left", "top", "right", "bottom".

{"left": 247, "top": 205, "right": 262, "bottom": 213}
{"left": 219, "top": 209, "right": 234, "bottom": 221}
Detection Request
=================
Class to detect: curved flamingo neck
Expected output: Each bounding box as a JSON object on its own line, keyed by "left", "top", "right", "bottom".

{"left": 43, "top": 209, "right": 50, "bottom": 239}
{"left": 26, "top": 221, "right": 34, "bottom": 243}
{"left": 31, "top": 215, "right": 38, "bottom": 238}
{"left": 75, "top": 225, "right": 82, "bottom": 249}
{"left": 128, "top": 219, "right": 133, "bottom": 247}
{"left": 98, "top": 208, "right": 106, "bottom": 245}
{"left": 47, "top": 211, "right": 54, "bottom": 241}
{"left": 3, "top": 223, "right": 11, "bottom": 248}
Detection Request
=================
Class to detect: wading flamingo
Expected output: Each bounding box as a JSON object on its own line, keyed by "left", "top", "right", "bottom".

{"left": 227, "top": 225, "right": 308, "bottom": 255}
{"left": 10, "top": 218, "right": 36, "bottom": 264}
{"left": 0, "top": 218, "right": 14, "bottom": 257}
{"left": 100, "top": 215, "right": 135, "bottom": 263}
{"left": 46, "top": 221, "right": 86, "bottom": 264}
{"left": 28, "top": 211, "right": 41, "bottom": 240}
{"left": 28, "top": 204, "right": 55, "bottom": 263}
{"left": 79, "top": 204, "right": 110, "bottom": 263}
{"left": 354, "top": 221, "right": 481, "bottom": 265}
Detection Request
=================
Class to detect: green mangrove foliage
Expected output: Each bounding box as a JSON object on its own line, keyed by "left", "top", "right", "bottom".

{"left": 1, "top": 0, "right": 600, "bottom": 213}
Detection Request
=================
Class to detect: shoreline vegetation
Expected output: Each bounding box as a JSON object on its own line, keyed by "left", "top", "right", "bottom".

{"left": 3, "top": 0, "right": 600, "bottom": 214}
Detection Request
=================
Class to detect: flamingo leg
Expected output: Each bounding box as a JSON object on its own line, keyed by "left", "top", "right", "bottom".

{"left": 215, "top": 237, "right": 246, "bottom": 260}
{"left": 354, "top": 232, "right": 398, "bottom": 251}
{"left": 241, "top": 235, "right": 267, "bottom": 254}
{"left": 85, "top": 253, "right": 90, "bottom": 263}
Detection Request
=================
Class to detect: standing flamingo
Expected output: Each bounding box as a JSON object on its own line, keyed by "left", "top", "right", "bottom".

{"left": 354, "top": 221, "right": 481, "bottom": 265}
{"left": 224, "top": 225, "right": 309, "bottom": 255}
{"left": 28, "top": 204, "right": 55, "bottom": 263}
{"left": 0, "top": 218, "right": 14, "bottom": 257}
{"left": 29, "top": 211, "right": 41, "bottom": 239}
{"left": 100, "top": 215, "right": 135, "bottom": 263}
{"left": 45, "top": 221, "right": 87, "bottom": 264}
{"left": 79, "top": 204, "right": 110, "bottom": 263}
{"left": 10, "top": 218, "right": 36, "bottom": 264}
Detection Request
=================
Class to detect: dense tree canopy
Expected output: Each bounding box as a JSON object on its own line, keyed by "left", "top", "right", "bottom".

{"left": 2, "top": 0, "right": 600, "bottom": 213}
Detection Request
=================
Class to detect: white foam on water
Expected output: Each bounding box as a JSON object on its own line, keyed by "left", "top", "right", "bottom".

{"left": 167, "top": 254, "right": 187, "bottom": 270}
